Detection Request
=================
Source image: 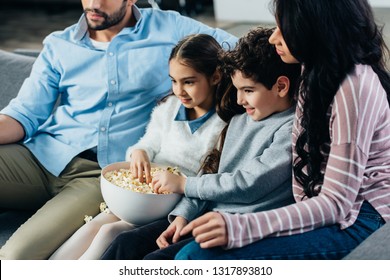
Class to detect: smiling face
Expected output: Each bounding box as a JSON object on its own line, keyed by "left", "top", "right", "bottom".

{"left": 232, "top": 70, "right": 290, "bottom": 121}
{"left": 169, "top": 58, "right": 218, "bottom": 119}
{"left": 268, "top": 27, "right": 299, "bottom": 64}
{"left": 81, "top": 0, "right": 131, "bottom": 31}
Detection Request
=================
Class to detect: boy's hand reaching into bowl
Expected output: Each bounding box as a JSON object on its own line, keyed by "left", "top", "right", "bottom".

{"left": 152, "top": 171, "right": 186, "bottom": 194}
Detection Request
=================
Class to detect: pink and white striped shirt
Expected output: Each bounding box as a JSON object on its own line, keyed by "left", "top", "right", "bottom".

{"left": 222, "top": 64, "right": 390, "bottom": 249}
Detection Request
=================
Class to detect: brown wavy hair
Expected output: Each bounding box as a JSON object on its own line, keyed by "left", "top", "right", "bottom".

{"left": 200, "top": 26, "right": 301, "bottom": 174}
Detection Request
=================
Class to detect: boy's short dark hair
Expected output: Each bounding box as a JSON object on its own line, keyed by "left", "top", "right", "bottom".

{"left": 219, "top": 27, "right": 301, "bottom": 98}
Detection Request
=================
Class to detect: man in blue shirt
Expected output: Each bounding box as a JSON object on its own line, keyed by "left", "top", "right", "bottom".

{"left": 0, "top": 0, "right": 237, "bottom": 259}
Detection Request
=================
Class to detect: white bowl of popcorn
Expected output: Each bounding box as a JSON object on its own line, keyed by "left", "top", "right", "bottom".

{"left": 101, "top": 161, "right": 182, "bottom": 225}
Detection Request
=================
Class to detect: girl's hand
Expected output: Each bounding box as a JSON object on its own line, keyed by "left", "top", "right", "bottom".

{"left": 180, "top": 212, "right": 228, "bottom": 248}
{"left": 156, "top": 216, "right": 188, "bottom": 249}
{"left": 152, "top": 171, "right": 186, "bottom": 194}
{"left": 129, "top": 149, "right": 152, "bottom": 183}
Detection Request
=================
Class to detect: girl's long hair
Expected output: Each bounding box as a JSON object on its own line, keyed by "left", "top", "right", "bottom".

{"left": 170, "top": 33, "right": 223, "bottom": 78}
{"left": 273, "top": 0, "right": 390, "bottom": 197}
{"left": 169, "top": 34, "right": 235, "bottom": 174}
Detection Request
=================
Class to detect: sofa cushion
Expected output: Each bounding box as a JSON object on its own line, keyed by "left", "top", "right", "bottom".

{"left": 0, "top": 49, "right": 35, "bottom": 110}
{"left": 343, "top": 222, "right": 390, "bottom": 260}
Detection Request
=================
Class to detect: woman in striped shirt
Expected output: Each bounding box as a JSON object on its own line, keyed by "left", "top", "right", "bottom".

{"left": 175, "top": 0, "right": 390, "bottom": 259}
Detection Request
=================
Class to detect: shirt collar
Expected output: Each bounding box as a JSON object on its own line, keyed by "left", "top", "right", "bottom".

{"left": 174, "top": 104, "right": 216, "bottom": 134}
{"left": 74, "top": 14, "right": 88, "bottom": 42}
{"left": 73, "top": 5, "right": 143, "bottom": 42}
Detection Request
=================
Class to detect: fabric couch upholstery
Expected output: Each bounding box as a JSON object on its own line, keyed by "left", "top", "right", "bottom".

{"left": 0, "top": 49, "right": 36, "bottom": 249}
{"left": 343, "top": 220, "right": 390, "bottom": 259}
{"left": 0, "top": 49, "right": 36, "bottom": 109}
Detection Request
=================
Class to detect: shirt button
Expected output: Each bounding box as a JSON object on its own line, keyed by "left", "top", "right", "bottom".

{"left": 110, "top": 80, "right": 116, "bottom": 85}
{"left": 108, "top": 102, "right": 113, "bottom": 107}
{"left": 100, "top": 127, "right": 106, "bottom": 132}
{"left": 109, "top": 52, "right": 114, "bottom": 56}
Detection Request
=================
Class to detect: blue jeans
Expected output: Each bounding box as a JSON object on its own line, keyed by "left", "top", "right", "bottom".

{"left": 175, "top": 202, "right": 385, "bottom": 260}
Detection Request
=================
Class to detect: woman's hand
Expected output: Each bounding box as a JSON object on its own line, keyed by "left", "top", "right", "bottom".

{"left": 156, "top": 216, "right": 188, "bottom": 249}
{"left": 152, "top": 171, "right": 186, "bottom": 194}
{"left": 129, "top": 149, "right": 151, "bottom": 183}
{"left": 180, "top": 212, "right": 228, "bottom": 248}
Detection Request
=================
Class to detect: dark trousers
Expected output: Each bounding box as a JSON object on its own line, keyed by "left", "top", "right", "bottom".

{"left": 101, "top": 218, "right": 194, "bottom": 260}
{"left": 176, "top": 201, "right": 385, "bottom": 260}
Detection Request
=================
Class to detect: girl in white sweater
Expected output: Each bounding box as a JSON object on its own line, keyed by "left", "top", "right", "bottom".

{"left": 49, "top": 34, "right": 229, "bottom": 259}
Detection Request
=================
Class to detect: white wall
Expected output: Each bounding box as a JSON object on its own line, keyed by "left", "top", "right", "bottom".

{"left": 213, "top": 0, "right": 390, "bottom": 23}
{"left": 213, "top": 0, "right": 275, "bottom": 23}
{"left": 369, "top": 0, "right": 390, "bottom": 8}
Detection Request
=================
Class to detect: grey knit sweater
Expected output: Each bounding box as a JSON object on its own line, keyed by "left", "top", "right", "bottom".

{"left": 169, "top": 106, "right": 295, "bottom": 222}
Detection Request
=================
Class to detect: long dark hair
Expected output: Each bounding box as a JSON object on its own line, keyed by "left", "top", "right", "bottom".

{"left": 169, "top": 34, "right": 233, "bottom": 103}
{"left": 201, "top": 27, "right": 301, "bottom": 174}
{"left": 273, "top": 0, "right": 390, "bottom": 197}
{"left": 161, "top": 34, "right": 228, "bottom": 104}
{"left": 170, "top": 33, "right": 222, "bottom": 77}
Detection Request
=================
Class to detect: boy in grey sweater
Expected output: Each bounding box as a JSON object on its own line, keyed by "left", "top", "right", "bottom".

{"left": 101, "top": 27, "right": 301, "bottom": 260}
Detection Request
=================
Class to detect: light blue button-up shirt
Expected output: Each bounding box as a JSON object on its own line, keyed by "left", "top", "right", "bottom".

{"left": 1, "top": 6, "right": 237, "bottom": 176}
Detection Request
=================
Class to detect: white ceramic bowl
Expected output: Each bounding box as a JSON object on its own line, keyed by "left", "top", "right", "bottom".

{"left": 101, "top": 161, "right": 182, "bottom": 225}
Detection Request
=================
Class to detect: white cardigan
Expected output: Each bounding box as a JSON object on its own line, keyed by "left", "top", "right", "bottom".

{"left": 125, "top": 95, "right": 226, "bottom": 176}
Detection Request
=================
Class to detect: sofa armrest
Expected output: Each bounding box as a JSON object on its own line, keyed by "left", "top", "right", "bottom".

{"left": 343, "top": 222, "right": 390, "bottom": 260}
{"left": 13, "top": 48, "right": 40, "bottom": 58}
